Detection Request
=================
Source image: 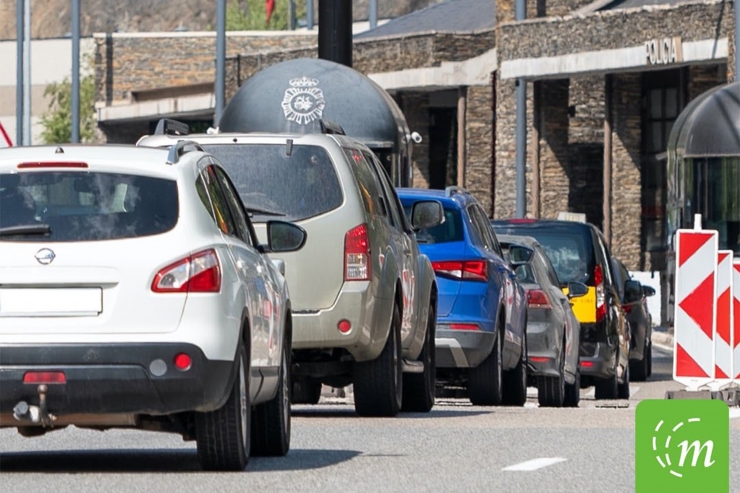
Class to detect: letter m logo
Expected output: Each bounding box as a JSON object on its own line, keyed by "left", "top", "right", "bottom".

{"left": 678, "top": 440, "right": 715, "bottom": 467}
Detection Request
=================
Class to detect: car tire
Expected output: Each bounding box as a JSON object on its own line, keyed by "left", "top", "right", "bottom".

{"left": 468, "top": 322, "right": 503, "bottom": 406}
{"left": 401, "top": 303, "right": 436, "bottom": 413}
{"left": 563, "top": 364, "right": 580, "bottom": 408}
{"left": 538, "top": 348, "right": 565, "bottom": 408}
{"left": 594, "top": 354, "right": 619, "bottom": 400}
{"left": 629, "top": 340, "right": 649, "bottom": 382}
{"left": 503, "top": 331, "right": 527, "bottom": 407}
{"left": 195, "top": 343, "right": 250, "bottom": 471}
{"left": 291, "top": 381, "right": 322, "bottom": 405}
{"left": 617, "top": 362, "right": 630, "bottom": 399}
{"left": 647, "top": 342, "right": 653, "bottom": 377}
{"left": 251, "top": 332, "right": 291, "bottom": 457}
{"left": 354, "top": 303, "right": 403, "bottom": 417}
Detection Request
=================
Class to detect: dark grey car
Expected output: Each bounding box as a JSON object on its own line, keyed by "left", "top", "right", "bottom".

{"left": 611, "top": 257, "right": 655, "bottom": 381}
{"left": 498, "top": 235, "right": 588, "bottom": 407}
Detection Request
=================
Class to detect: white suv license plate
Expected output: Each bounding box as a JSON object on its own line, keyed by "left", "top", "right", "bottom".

{"left": 0, "top": 288, "right": 103, "bottom": 317}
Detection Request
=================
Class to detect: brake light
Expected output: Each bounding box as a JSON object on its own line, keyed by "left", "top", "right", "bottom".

{"left": 594, "top": 264, "right": 606, "bottom": 322}
{"left": 345, "top": 224, "right": 371, "bottom": 281}
{"left": 526, "top": 289, "right": 551, "bottom": 309}
{"left": 17, "top": 161, "right": 88, "bottom": 169}
{"left": 152, "top": 249, "right": 221, "bottom": 293}
{"left": 23, "top": 371, "right": 66, "bottom": 384}
{"left": 431, "top": 260, "right": 488, "bottom": 282}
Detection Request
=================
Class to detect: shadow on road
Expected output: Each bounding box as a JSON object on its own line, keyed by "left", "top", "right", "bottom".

{"left": 0, "top": 448, "right": 360, "bottom": 473}
{"left": 291, "top": 407, "right": 490, "bottom": 419}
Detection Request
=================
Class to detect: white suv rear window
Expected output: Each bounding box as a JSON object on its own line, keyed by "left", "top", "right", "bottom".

{"left": 202, "top": 144, "right": 343, "bottom": 222}
{"left": 0, "top": 171, "right": 178, "bottom": 242}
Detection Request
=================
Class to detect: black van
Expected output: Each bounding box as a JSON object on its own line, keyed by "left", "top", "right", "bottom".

{"left": 491, "top": 218, "right": 631, "bottom": 399}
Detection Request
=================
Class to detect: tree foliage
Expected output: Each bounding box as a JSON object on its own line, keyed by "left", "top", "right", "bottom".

{"left": 39, "top": 71, "right": 96, "bottom": 144}
{"left": 226, "top": 0, "right": 306, "bottom": 31}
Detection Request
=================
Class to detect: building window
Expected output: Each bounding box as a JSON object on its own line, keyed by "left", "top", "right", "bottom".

{"left": 642, "top": 69, "right": 684, "bottom": 253}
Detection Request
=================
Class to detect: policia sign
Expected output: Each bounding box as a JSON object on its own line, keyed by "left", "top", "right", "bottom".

{"left": 645, "top": 37, "right": 683, "bottom": 65}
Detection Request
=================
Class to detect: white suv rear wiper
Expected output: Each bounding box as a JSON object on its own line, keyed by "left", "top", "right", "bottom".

{"left": 245, "top": 207, "right": 285, "bottom": 217}
{"left": 0, "top": 224, "right": 52, "bottom": 237}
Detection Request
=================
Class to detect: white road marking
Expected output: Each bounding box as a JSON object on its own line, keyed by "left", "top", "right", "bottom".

{"left": 729, "top": 408, "right": 740, "bottom": 419}
{"left": 630, "top": 386, "right": 640, "bottom": 398}
{"left": 584, "top": 388, "right": 595, "bottom": 399}
{"left": 652, "top": 342, "right": 674, "bottom": 353}
{"left": 502, "top": 457, "right": 568, "bottom": 472}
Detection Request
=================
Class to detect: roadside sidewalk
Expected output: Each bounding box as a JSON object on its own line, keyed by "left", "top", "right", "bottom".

{"left": 651, "top": 325, "right": 674, "bottom": 351}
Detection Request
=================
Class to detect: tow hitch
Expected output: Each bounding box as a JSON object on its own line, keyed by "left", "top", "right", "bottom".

{"left": 13, "top": 384, "right": 57, "bottom": 427}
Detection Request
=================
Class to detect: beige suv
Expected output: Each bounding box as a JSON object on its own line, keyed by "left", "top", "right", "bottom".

{"left": 138, "top": 121, "right": 443, "bottom": 417}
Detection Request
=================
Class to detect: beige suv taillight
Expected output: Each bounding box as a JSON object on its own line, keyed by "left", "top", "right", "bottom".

{"left": 344, "top": 224, "right": 371, "bottom": 281}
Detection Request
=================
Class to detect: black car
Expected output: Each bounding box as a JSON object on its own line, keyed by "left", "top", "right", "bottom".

{"left": 492, "top": 219, "right": 630, "bottom": 400}
{"left": 611, "top": 257, "right": 655, "bottom": 381}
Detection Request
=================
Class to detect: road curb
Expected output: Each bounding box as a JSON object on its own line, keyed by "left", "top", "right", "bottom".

{"left": 651, "top": 329, "right": 674, "bottom": 352}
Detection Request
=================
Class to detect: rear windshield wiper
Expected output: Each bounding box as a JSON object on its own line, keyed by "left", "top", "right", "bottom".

{"left": 0, "top": 224, "right": 52, "bottom": 237}
{"left": 245, "top": 207, "right": 286, "bottom": 217}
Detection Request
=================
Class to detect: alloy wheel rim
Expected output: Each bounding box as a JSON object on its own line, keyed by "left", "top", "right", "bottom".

{"left": 239, "top": 356, "right": 247, "bottom": 448}
{"left": 281, "top": 348, "right": 290, "bottom": 428}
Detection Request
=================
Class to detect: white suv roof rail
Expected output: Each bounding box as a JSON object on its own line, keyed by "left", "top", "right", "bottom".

{"left": 166, "top": 140, "right": 204, "bottom": 165}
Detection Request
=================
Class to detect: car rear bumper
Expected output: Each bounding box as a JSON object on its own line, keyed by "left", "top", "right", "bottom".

{"left": 578, "top": 342, "right": 617, "bottom": 379}
{"left": 526, "top": 322, "right": 561, "bottom": 377}
{"left": 0, "top": 343, "right": 233, "bottom": 418}
{"left": 435, "top": 327, "right": 496, "bottom": 368}
{"left": 291, "top": 281, "right": 390, "bottom": 363}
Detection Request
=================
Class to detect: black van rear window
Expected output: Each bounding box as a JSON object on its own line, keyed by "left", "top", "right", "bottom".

{"left": 202, "top": 144, "right": 343, "bottom": 222}
{"left": 0, "top": 171, "right": 178, "bottom": 242}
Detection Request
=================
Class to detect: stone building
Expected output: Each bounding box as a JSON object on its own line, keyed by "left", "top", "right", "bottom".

{"left": 92, "top": 0, "right": 736, "bottom": 323}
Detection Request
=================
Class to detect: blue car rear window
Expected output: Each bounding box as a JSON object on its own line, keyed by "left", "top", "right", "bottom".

{"left": 402, "top": 202, "right": 463, "bottom": 244}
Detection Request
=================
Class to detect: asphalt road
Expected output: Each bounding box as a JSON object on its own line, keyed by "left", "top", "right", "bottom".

{"left": 1, "top": 344, "right": 739, "bottom": 492}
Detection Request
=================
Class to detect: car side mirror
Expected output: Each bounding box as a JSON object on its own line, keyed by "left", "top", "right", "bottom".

{"left": 642, "top": 285, "right": 656, "bottom": 297}
{"left": 624, "top": 279, "right": 644, "bottom": 303}
{"left": 567, "top": 281, "right": 589, "bottom": 299}
{"left": 264, "top": 221, "right": 307, "bottom": 253}
{"left": 508, "top": 245, "right": 534, "bottom": 266}
{"left": 411, "top": 200, "right": 444, "bottom": 231}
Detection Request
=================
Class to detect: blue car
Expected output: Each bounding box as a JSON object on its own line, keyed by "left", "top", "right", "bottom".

{"left": 398, "top": 187, "right": 528, "bottom": 406}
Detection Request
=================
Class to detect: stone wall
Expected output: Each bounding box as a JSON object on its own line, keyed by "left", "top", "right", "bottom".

{"left": 610, "top": 73, "right": 642, "bottom": 270}
{"left": 688, "top": 63, "right": 728, "bottom": 101}
{"left": 498, "top": 1, "right": 732, "bottom": 61}
{"left": 465, "top": 83, "right": 495, "bottom": 214}
{"left": 94, "top": 33, "right": 317, "bottom": 104}
{"left": 538, "top": 80, "right": 571, "bottom": 219}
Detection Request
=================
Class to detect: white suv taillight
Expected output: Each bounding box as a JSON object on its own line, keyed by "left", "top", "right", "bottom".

{"left": 152, "top": 249, "right": 221, "bottom": 293}
{"left": 345, "top": 224, "right": 371, "bottom": 281}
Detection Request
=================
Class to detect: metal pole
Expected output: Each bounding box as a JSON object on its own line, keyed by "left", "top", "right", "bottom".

{"left": 215, "top": 0, "right": 226, "bottom": 126}
{"left": 71, "top": 0, "right": 81, "bottom": 143}
{"left": 307, "top": 0, "right": 314, "bottom": 30}
{"left": 735, "top": 0, "right": 740, "bottom": 80}
{"left": 23, "top": 0, "right": 31, "bottom": 145}
{"left": 318, "top": 0, "right": 352, "bottom": 67}
{"left": 16, "top": 0, "right": 24, "bottom": 146}
{"left": 289, "top": 0, "right": 296, "bottom": 30}
{"left": 514, "top": 0, "right": 527, "bottom": 217}
{"left": 369, "top": 0, "right": 378, "bottom": 30}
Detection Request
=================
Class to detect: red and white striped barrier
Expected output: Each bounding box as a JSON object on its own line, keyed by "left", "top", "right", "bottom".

{"left": 673, "top": 227, "right": 718, "bottom": 391}
{"left": 712, "top": 250, "right": 734, "bottom": 390}
{"left": 734, "top": 259, "right": 740, "bottom": 382}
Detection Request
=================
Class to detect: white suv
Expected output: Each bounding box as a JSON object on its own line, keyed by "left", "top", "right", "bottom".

{"left": 0, "top": 143, "right": 306, "bottom": 471}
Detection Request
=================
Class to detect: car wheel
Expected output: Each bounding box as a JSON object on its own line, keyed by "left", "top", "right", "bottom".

{"left": 617, "top": 361, "right": 630, "bottom": 399}
{"left": 468, "top": 321, "right": 503, "bottom": 406}
{"left": 538, "top": 345, "right": 565, "bottom": 408}
{"left": 647, "top": 342, "right": 653, "bottom": 377}
{"left": 563, "top": 363, "right": 580, "bottom": 408}
{"left": 354, "top": 303, "right": 403, "bottom": 417}
{"left": 195, "top": 343, "right": 250, "bottom": 471}
{"left": 291, "top": 380, "right": 322, "bottom": 405}
{"left": 594, "top": 354, "right": 619, "bottom": 400}
{"left": 251, "top": 331, "right": 291, "bottom": 457}
{"left": 503, "top": 331, "right": 527, "bottom": 407}
{"left": 401, "top": 302, "right": 436, "bottom": 413}
{"left": 629, "top": 339, "right": 649, "bottom": 382}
